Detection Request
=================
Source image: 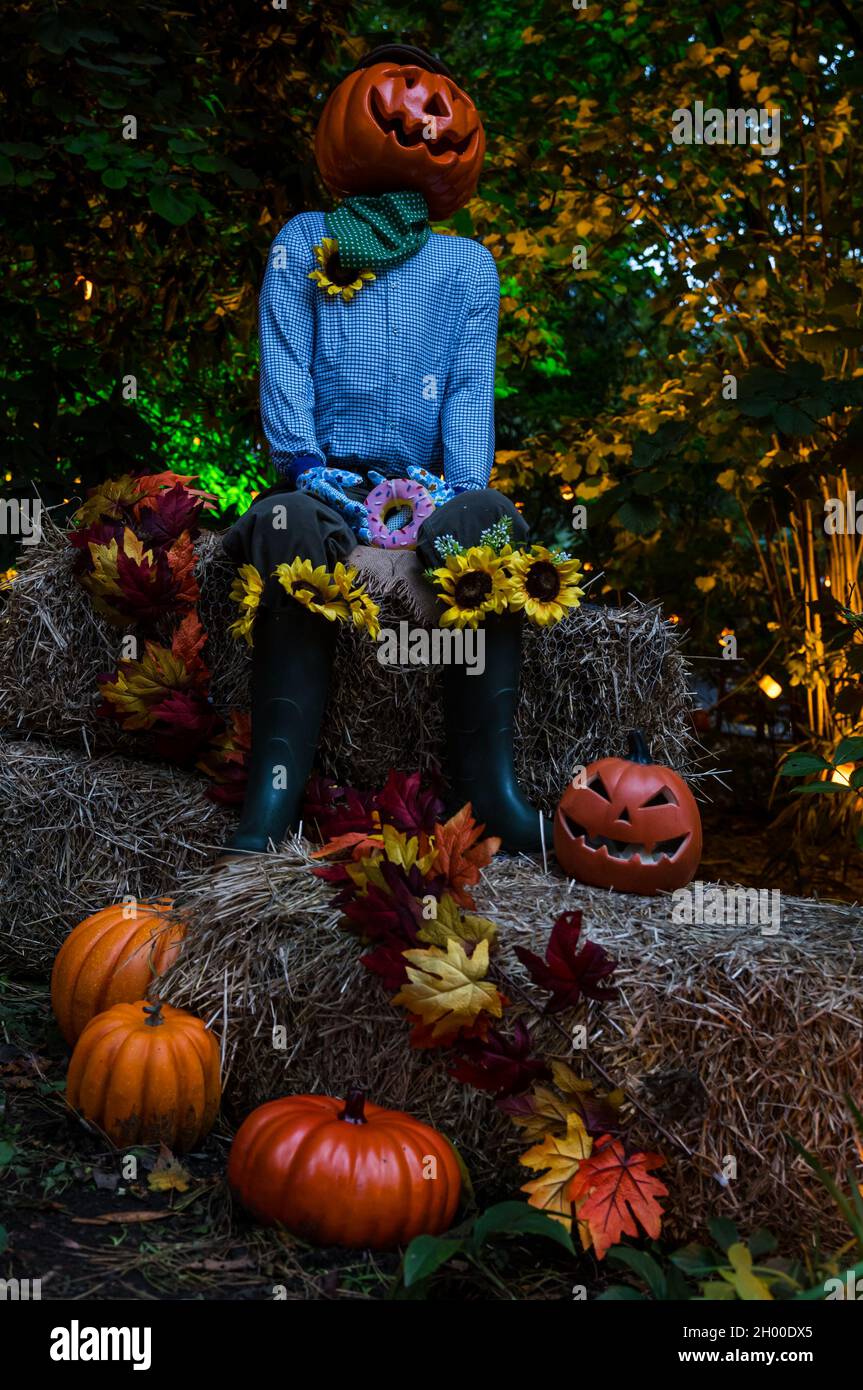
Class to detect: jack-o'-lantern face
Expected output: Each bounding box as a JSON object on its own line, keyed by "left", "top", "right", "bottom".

{"left": 315, "top": 62, "right": 486, "bottom": 220}
{"left": 553, "top": 733, "right": 702, "bottom": 896}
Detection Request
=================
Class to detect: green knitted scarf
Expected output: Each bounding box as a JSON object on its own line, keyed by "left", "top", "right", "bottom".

{"left": 325, "top": 191, "right": 430, "bottom": 272}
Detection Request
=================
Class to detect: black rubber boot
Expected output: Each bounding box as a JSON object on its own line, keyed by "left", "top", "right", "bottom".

{"left": 441, "top": 611, "right": 551, "bottom": 853}
{"left": 228, "top": 604, "right": 337, "bottom": 853}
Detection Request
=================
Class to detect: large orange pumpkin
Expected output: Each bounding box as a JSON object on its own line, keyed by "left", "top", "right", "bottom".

{"left": 228, "top": 1089, "right": 462, "bottom": 1249}
{"left": 315, "top": 62, "right": 485, "bottom": 220}
{"left": 66, "top": 1000, "right": 221, "bottom": 1152}
{"left": 554, "top": 731, "right": 702, "bottom": 895}
{"left": 51, "top": 901, "right": 184, "bottom": 1047}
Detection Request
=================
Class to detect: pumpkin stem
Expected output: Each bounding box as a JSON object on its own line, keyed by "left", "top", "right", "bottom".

{"left": 339, "top": 1088, "right": 368, "bottom": 1125}
{"left": 143, "top": 1002, "right": 164, "bottom": 1028}
{"left": 627, "top": 730, "right": 652, "bottom": 765}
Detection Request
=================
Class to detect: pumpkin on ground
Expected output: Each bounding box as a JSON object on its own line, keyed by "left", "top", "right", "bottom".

{"left": 66, "top": 1000, "right": 220, "bottom": 1152}
{"left": 51, "top": 901, "right": 184, "bottom": 1047}
{"left": 228, "top": 1089, "right": 462, "bottom": 1249}
{"left": 554, "top": 731, "right": 703, "bottom": 895}
{"left": 315, "top": 60, "right": 485, "bottom": 220}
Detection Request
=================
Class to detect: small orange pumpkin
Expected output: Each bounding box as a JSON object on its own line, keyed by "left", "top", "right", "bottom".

{"left": 554, "top": 731, "right": 702, "bottom": 895}
{"left": 315, "top": 61, "right": 485, "bottom": 220}
{"left": 51, "top": 901, "right": 184, "bottom": 1047}
{"left": 228, "top": 1089, "right": 462, "bottom": 1249}
{"left": 66, "top": 1000, "right": 221, "bottom": 1152}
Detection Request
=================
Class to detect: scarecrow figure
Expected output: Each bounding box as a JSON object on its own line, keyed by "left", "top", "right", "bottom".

{"left": 224, "top": 44, "right": 582, "bottom": 854}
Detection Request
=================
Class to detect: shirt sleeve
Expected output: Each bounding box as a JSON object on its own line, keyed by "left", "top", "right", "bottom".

{"left": 259, "top": 219, "right": 326, "bottom": 476}
{"left": 440, "top": 248, "right": 500, "bottom": 491}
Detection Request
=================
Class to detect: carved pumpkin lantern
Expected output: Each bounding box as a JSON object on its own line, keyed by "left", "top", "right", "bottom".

{"left": 554, "top": 732, "right": 702, "bottom": 895}
{"left": 314, "top": 50, "right": 486, "bottom": 220}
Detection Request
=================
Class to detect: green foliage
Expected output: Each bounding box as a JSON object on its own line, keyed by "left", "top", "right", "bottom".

{"left": 396, "top": 1200, "right": 575, "bottom": 1298}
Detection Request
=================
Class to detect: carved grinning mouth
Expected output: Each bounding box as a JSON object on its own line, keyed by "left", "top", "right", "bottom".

{"left": 370, "top": 89, "right": 475, "bottom": 156}
{"left": 563, "top": 815, "right": 689, "bottom": 866}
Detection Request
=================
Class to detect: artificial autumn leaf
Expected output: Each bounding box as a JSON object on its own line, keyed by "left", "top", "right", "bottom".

{"left": 164, "top": 531, "right": 200, "bottom": 605}
{"left": 449, "top": 1019, "right": 550, "bottom": 1095}
{"left": 392, "top": 937, "right": 504, "bottom": 1042}
{"left": 502, "top": 1069, "right": 624, "bottom": 1142}
{"left": 520, "top": 1110, "right": 593, "bottom": 1227}
{"left": 80, "top": 526, "right": 193, "bottom": 626}
{"left": 199, "top": 709, "right": 251, "bottom": 804}
{"left": 431, "top": 804, "right": 501, "bottom": 907}
{"left": 374, "top": 768, "right": 446, "bottom": 835}
{"left": 170, "top": 610, "right": 209, "bottom": 676}
{"left": 568, "top": 1135, "right": 667, "bottom": 1259}
{"left": 551, "top": 1060, "right": 625, "bottom": 1136}
{"left": 99, "top": 631, "right": 207, "bottom": 730}
{"left": 151, "top": 691, "right": 222, "bottom": 762}
{"left": 129, "top": 471, "right": 216, "bottom": 519}
{"left": 135, "top": 484, "right": 204, "bottom": 546}
{"left": 303, "top": 774, "right": 378, "bottom": 841}
{"left": 515, "top": 910, "right": 617, "bottom": 1012}
{"left": 417, "top": 891, "right": 498, "bottom": 949}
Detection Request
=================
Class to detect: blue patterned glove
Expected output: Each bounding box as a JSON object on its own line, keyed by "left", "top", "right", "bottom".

{"left": 295, "top": 466, "right": 372, "bottom": 543}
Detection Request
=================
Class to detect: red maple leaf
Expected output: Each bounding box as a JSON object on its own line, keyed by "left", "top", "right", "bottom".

{"left": 136, "top": 484, "right": 203, "bottom": 547}
{"left": 448, "top": 1020, "right": 550, "bottom": 1096}
{"left": 374, "top": 768, "right": 445, "bottom": 835}
{"left": 569, "top": 1137, "right": 667, "bottom": 1259}
{"left": 515, "top": 911, "right": 617, "bottom": 1013}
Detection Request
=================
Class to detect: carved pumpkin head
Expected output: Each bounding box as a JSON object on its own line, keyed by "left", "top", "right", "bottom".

{"left": 315, "top": 45, "right": 486, "bottom": 220}
{"left": 554, "top": 732, "right": 702, "bottom": 895}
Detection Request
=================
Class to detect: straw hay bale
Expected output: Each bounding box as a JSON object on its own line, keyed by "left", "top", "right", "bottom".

{"left": 161, "top": 846, "right": 863, "bottom": 1249}
{"left": 0, "top": 738, "right": 234, "bottom": 971}
{"left": 0, "top": 525, "right": 698, "bottom": 807}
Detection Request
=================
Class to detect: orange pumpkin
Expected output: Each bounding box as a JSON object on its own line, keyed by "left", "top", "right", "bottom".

{"left": 66, "top": 1000, "right": 221, "bottom": 1152}
{"left": 554, "top": 731, "right": 702, "bottom": 895}
{"left": 315, "top": 61, "right": 485, "bottom": 220}
{"left": 228, "top": 1089, "right": 462, "bottom": 1249}
{"left": 51, "top": 901, "right": 184, "bottom": 1047}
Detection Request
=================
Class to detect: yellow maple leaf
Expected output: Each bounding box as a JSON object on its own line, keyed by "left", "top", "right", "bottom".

{"left": 392, "top": 938, "right": 503, "bottom": 1041}
{"left": 100, "top": 639, "right": 192, "bottom": 728}
{"left": 417, "top": 893, "right": 498, "bottom": 949}
{"left": 520, "top": 1111, "right": 593, "bottom": 1229}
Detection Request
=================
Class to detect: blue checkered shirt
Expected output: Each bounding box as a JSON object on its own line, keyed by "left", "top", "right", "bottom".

{"left": 259, "top": 212, "right": 499, "bottom": 491}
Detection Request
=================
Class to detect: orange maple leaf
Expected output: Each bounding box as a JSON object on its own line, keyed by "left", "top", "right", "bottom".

{"left": 165, "top": 531, "right": 200, "bottom": 607}
{"left": 431, "top": 804, "right": 501, "bottom": 907}
{"left": 568, "top": 1136, "right": 667, "bottom": 1260}
{"left": 311, "top": 830, "right": 384, "bottom": 861}
{"left": 171, "top": 612, "right": 210, "bottom": 687}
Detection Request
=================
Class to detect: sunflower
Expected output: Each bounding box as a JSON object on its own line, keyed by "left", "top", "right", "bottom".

{"left": 505, "top": 546, "right": 584, "bottom": 626}
{"left": 431, "top": 546, "right": 513, "bottom": 629}
{"left": 274, "top": 557, "right": 350, "bottom": 622}
{"left": 308, "top": 238, "right": 376, "bottom": 303}
{"left": 332, "top": 561, "right": 382, "bottom": 640}
{"left": 227, "top": 564, "right": 263, "bottom": 645}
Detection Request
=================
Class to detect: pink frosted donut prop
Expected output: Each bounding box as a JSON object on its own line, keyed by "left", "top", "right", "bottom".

{"left": 365, "top": 478, "right": 435, "bottom": 549}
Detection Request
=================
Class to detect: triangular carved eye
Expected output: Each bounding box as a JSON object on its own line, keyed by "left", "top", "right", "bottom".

{"left": 643, "top": 787, "right": 679, "bottom": 808}
{"left": 588, "top": 775, "right": 611, "bottom": 801}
